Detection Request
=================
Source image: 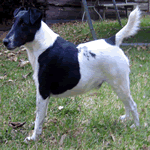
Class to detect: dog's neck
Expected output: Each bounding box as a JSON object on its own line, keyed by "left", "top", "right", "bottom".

{"left": 24, "top": 21, "right": 59, "bottom": 70}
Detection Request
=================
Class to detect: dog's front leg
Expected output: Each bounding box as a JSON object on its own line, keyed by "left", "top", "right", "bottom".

{"left": 25, "top": 93, "right": 49, "bottom": 143}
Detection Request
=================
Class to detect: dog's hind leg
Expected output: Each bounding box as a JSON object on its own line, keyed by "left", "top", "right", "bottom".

{"left": 106, "top": 71, "right": 139, "bottom": 127}
{"left": 24, "top": 93, "right": 49, "bottom": 142}
{"left": 44, "top": 98, "right": 49, "bottom": 123}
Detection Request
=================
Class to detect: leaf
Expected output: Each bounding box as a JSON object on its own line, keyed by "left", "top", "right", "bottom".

{"left": 20, "top": 47, "right": 26, "bottom": 51}
{"left": 0, "top": 75, "right": 7, "bottom": 80}
{"left": 8, "top": 56, "right": 18, "bottom": 62}
{"left": 13, "top": 56, "right": 18, "bottom": 62}
{"left": 4, "top": 50, "right": 9, "bottom": 54}
{"left": 8, "top": 121, "right": 26, "bottom": 129}
{"left": 19, "top": 60, "right": 29, "bottom": 67}
{"left": 141, "top": 46, "right": 147, "bottom": 50}
{"left": 144, "top": 122, "right": 148, "bottom": 127}
{"left": 110, "top": 133, "right": 115, "bottom": 142}
{"left": 8, "top": 79, "right": 13, "bottom": 82}
{"left": 46, "top": 118, "right": 57, "bottom": 125}
{"left": 137, "top": 46, "right": 141, "bottom": 51}
{"left": 22, "top": 72, "right": 32, "bottom": 79}
{"left": 7, "top": 53, "right": 15, "bottom": 57}
{"left": 59, "top": 134, "right": 67, "bottom": 146}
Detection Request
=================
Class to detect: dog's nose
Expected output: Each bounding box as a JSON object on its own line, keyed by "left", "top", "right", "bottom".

{"left": 3, "top": 38, "right": 9, "bottom": 47}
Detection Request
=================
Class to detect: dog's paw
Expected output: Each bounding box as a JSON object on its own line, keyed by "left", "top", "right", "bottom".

{"left": 24, "top": 136, "right": 36, "bottom": 143}
{"left": 119, "top": 115, "right": 131, "bottom": 122}
{"left": 119, "top": 115, "right": 126, "bottom": 121}
{"left": 130, "top": 124, "right": 136, "bottom": 128}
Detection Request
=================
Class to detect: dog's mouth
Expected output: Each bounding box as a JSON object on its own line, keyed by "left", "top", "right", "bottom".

{"left": 7, "top": 47, "right": 16, "bottom": 50}
{"left": 4, "top": 44, "right": 17, "bottom": 50}
{"left": 6, "top": 45, "right": 17, "bottom": 50}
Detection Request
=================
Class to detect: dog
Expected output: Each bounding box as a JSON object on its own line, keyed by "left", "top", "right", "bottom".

{"left": 3, "top": 7, "right": 141, "bottom": 142}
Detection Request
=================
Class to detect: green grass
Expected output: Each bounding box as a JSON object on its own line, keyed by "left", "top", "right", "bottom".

{"left": 51, "top": 15, "right": 150, "bottom": 45}
{"left": 0, "top": 16, "right": 150, "bottom": 149}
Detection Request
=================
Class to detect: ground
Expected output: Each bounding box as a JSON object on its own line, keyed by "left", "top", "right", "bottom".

{"left": 0, "top": 17, "right": 150, "bottom": 149}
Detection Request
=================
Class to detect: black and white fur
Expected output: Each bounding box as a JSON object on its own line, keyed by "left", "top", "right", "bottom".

{"left": 3, "top": 7, "right": 141, "bottom": 142}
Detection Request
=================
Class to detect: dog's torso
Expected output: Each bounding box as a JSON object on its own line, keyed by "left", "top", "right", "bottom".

{"left": 57, "top": 38, "right": 129, "bottom": 98}
{"left": 24, "top": 23, "right": 129, "bottom": 99}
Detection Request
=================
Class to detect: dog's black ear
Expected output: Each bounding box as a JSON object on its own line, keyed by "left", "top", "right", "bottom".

{"left": 13, "top": 7, "right": 26, "bottom": 17}
{"left": 29, "top": 8, "right": 42, "bottom": 25}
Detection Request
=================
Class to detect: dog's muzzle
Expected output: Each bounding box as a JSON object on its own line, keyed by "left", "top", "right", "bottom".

{"left": 3, "top": 38, "right": 16, "bottom": 50}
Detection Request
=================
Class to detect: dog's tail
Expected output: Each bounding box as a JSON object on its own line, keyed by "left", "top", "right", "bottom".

{"left": 115, "top": 6, "right": 141, "bottom": 46}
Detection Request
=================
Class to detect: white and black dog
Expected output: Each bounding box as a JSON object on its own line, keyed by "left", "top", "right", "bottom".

{"left": 3, "top": 7, "right": 141, "bottom": 142}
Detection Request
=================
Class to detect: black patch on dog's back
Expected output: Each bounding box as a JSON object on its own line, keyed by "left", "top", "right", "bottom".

{"left": 38, "top": 37, "right": 81, "bottom": 99}
{"left": 105, "top": 35, "right": 116, "bottom": 45}
{"left": 83, "top": 46, "right": 96, "bottom": 60}
{"left": 83, "top": 49, "right": 90, "bottom": 60}
{"left": 89, "top": 51, "right": 96, "bottom": 58}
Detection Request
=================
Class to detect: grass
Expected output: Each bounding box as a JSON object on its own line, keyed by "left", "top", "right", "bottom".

{"left": 51, "top": 14, "right": 150, "bottom": 44}
{"left": 0, "top": 16, "right": 150, "bottom": 149}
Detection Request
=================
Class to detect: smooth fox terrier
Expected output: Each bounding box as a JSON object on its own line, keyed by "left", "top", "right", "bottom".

{"left": 3, "top": 7, "right": 141, "bottom": 142}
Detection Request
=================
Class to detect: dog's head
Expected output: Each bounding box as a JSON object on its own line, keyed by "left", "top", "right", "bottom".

{"left": 3, "top": 7, "right": 42, "bottom": 50}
